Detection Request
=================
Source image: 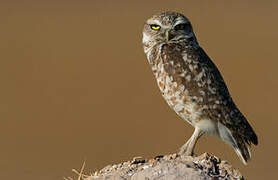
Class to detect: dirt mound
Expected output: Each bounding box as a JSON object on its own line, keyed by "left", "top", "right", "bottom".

{"left": 71, "top": 153, "right": 243, "bottom": 180}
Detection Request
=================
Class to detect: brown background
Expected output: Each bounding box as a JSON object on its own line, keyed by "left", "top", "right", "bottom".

{"left": 0, "top": 0, "right": 277, "bottom": 179}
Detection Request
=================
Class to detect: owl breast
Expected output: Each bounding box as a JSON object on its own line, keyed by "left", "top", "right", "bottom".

{"left": 148, "top": 43, "right": 221, "bottom": 129}
{"left": 152, "top": 54, "right": 206, "bottom": 127}
{"left": 156, "top": 62, "right": 191, "bottom": 125}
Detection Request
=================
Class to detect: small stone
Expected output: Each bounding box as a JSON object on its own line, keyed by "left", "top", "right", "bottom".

{"left": 154, "top": 155, "right": 164, "bottom": 160}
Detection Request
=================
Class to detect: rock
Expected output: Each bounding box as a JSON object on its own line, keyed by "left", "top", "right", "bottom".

{"left": 75, "top": 153, "right": 244, "bottom": 180}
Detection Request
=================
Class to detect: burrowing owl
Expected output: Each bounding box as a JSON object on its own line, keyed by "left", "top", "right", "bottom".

{"left": 142, "top": 11, "right": 258, "bottom": 164}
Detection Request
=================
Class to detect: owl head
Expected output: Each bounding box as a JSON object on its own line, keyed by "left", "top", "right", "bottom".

{"left": 142, "top": 11, "right": 197, "bottom": 51}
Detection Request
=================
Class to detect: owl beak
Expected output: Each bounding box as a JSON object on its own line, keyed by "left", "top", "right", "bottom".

{"left": 165, "top": 30, "right": 170, "bottom": 42}
{"left": 165, "top": 30, "right": 174, "bottom": 42}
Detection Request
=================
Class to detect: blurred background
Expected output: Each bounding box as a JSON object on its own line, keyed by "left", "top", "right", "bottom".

{"left": 0, "top": 0, "right": 277, "bottom": 179}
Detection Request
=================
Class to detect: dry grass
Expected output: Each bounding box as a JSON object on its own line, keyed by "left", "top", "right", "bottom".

{"left": 64, "top": 161, "right": 91, "bottom": 180}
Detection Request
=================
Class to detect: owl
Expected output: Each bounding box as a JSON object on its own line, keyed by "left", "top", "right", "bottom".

{"left": 142, "top": 11, "right": 258, "bottom": 164}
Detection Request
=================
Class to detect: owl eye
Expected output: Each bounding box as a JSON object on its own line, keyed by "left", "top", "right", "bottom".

{"left": 150, "top": 24, "right": 161, "bottom": 30}
{"left": 174, "top": 23, "right": 189, "bottom": 31}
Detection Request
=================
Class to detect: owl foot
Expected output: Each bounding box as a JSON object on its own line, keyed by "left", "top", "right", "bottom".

{"left": 178, "top": 138, "right": 193, "bottom": 156}
{"left": 178, "top": 128, "right": 203, "bottom": 156}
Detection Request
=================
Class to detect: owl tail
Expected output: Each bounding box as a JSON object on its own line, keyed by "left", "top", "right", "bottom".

{"left": 232, "top": 124, "right": 258, "bottom": 165}
{"left": 232, "top": 134, "right": 251, "bottom": 165}
{"left": 218, "top": 122, "right": 256, "bottom": 165}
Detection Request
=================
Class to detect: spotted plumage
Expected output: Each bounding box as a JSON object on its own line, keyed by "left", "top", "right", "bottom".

{"left": 142, "top": 11, "right": 258, "bottom": 164}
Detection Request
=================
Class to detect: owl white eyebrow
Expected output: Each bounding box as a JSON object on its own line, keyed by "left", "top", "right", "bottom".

{"left": 173, "top": 19, "right": 189, "bottom": 26}
{"left": 147, "top": 19, "right": 162, "bottom": 26}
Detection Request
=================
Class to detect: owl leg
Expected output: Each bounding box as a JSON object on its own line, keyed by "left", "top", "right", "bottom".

{"left": 179, "top": 128, "right": 203, "bottom": 156}
{"left": 179, "top": 137, "right": 192, "bottom": 155}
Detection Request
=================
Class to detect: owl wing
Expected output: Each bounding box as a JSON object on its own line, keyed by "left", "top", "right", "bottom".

{"left": 197, "top": 47, "right": 258, "bottom": 146}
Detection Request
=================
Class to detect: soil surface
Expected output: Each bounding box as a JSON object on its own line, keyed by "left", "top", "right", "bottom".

{"left": 80, "top": 153, "right": 244, "bottom": 180}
